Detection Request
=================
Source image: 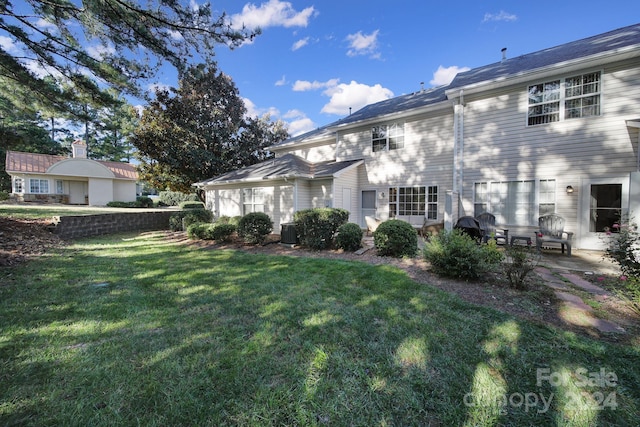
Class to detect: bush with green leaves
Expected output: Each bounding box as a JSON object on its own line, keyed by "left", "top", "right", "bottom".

{"left": 179, "top": 201, "right": 205, "bottom": 210}
{"left": 603, "top": 215, "right": 640, "bottom": 279}
{"left": 238, "top": 212, "right": 273, "bottom": 244}
{"left": 335, "top": 222, "right": 363, "bottom": 252}
{"left": 187, "top": 222, "right": 236, "bottom": 241}
{"left": 169, "top": 209, "right": 213, "bottom": 231}
{"left": 294, "top": 208, "right": 350, "bottom": 250}
{"left": 503, "top": 245, "right": 539, "bottom": 289}
{"left": 373, "top": 219, "right": 418, "bottom": 257}
{"left": 216, "top": 215, "right": 242, "bottom": 226}
{"left": 159, "top": 191, "right": 199, "bottom": 206}
{"left": 0, "top": 190, "right": 10, "bottom": 201}
{"left": 423, "top": 228, "right": 503, "bottom": 280}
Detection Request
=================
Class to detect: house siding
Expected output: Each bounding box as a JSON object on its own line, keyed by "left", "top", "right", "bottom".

{"left": 280, "top": 141, "right": 336, "bottom": 162}
{"left": 459, "top": 57, "right": 640, "bottom": 243}
{"left": 332, "top": 166, "right": 360, "bottom": 224}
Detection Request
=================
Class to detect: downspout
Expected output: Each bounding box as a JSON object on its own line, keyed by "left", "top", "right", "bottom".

{"left": 454, "top": 89, "right": 464, "bottom": 194}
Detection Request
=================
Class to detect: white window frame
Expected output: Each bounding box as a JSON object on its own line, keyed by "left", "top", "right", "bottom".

{"left": 527, "top": 71, "right": 601, "bottom": 126}
{"left": 12, "top": 177, "right": 24, "bottom": 193}
{"left": 29, "top": 178, "right": 49, "bottom": 194}
{"left": 473, "top": 179, "right": 556, "bottom": 226}
{"left": 389, "top": 186, "right": 434, "bottom": 218}
{"left": 56, "top": 180, "right": 64, "bottom": 194}
{"left": 242, "top": 188, "right": 265, "bottom": 215}
{"left": 372, "top": 123, "right": 405, "bottom": 152}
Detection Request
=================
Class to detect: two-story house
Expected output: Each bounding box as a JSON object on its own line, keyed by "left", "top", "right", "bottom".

{"left": 194, "top": 23, "right": 640, "bottom": 251}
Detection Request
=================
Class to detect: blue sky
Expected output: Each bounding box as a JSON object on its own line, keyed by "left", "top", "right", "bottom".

{"left": 4, "top": 1, "right": 640, "bottom": 138}
{"left": 171, "top": 0, "right": 640, "bottom": 136}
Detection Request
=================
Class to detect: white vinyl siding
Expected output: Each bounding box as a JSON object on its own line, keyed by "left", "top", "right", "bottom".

{"left": 473, "top": 180, "right": 554, "bottom": 226}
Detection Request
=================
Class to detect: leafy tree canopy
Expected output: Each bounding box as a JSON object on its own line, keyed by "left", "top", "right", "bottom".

{"left": 0, "top": 0, "right": 256, "bottom": 119}
{"left": 131, "top": 64, "right": 289, "bottom": 193}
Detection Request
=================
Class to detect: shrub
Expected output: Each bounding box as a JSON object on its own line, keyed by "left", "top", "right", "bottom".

{"left": 294, "top": 208, "right": 350, "bottom": 250}
{"left": 106, "top": 201, "right": 132, "bottom": 208}
{"left": 179, "top": 201, "right": 205, "bottom": 210}
{"left": 603, "top": 215, "right": 640, "bottom": 279}
{"left": 159, "top": 191, "right": 199, "bottom": 206}
{"left": 169, "top": 209, "right": 213, "bottom": 231}
{"left": 373, "top": 219, "right": 418, "bottom": 257}
{"left": 238, "top": 212, "right": 273, "bottom": 244}
{"left": 335, "top": 222, "right": 363, "bottom": 252}
{"left": 187, "top": 222, "right": 236, "bottom": 241}
{"left": 423, "top": 229, "right": 503, "bottom": 280}
{"left": 0, "top": 190, "right": 9, "bottom": 201}
{"left": 503, "top": 245, "right": 540, "bottom": 289}
{"left": 136, "top": 196, "right": 154, "bottom": 208}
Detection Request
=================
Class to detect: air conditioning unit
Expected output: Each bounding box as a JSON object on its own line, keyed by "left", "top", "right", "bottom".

{"left": 280, "top": 223, "right": 298, "bottom": 245}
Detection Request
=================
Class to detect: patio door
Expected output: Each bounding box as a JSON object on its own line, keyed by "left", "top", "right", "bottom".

{"left": 361, "top": 190, "right": 376, "bottom": 227}
{"left": 579, "top": 177, "right": 628, "bottom": 250}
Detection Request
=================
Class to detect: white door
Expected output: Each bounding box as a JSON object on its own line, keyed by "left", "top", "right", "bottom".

{"left": 69, "top": 181, "right": 87, "bottom": 204}
{"left": 579, "top": 177, "right": 628, "bottom": 250}
{"left": 361, "top": 190, "right": 377, "bottom": 227}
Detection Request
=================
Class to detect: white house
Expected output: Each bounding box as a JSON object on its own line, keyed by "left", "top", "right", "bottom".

{"left": 6, "top": 140, "right": 138, "bottom": 206}
{"left": 194, "top": 23, "right": 640, "bottom": 251}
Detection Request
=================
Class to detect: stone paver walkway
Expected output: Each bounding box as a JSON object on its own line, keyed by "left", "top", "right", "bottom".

{"left": 534, "top": 266, "right": 625, "bottom": 334}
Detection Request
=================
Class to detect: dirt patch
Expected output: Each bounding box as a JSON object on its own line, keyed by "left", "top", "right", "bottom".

{"left": 0, "top": 216, "right": 65, "bottom": 267}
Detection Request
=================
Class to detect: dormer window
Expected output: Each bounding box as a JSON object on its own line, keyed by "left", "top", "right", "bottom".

{"left": 372, "top": 123, "right": 404, "bottom": 152}
{"left": 527, "top": 71, "right": 601, "bottom": 126}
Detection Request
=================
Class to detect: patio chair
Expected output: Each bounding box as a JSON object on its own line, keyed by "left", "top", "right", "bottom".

{"left": 365, "top": 215, "right": 382, "bottom": 235}
{"left": 535, "top": 214, "right": 573, "bottom": 256}
{"left": 475, "top": 212, "right": 509, "bottom": 245}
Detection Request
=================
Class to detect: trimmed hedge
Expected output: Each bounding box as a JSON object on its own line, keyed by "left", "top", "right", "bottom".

{"left": 169, "top": 209, "right": 213, "bottom": 231}
{"left": 294, "top": 208, "right": 349, "bottom": 250}
{"left": 179, "top": 201, "right": 205, "bottom": 210}
{"left": 187, "top": 222, "right": 236, "bottom": 241}
{"left": 373, "top": 219, "right": 417, "bottom": 257}
{"left": 106, "top": 196, "right": 154, "bottom": 208}
{"left": 159, "top": 191, "right": 199, "bottom": 206}
{"left": 237, "top": 212, "right": 273, "bottom": 244}
{"left": 335, "top": 222, "right": 363, "bottom": 252}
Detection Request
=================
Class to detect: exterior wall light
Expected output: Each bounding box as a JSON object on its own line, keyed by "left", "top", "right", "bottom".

{"left": 566, "top": 185, "right": 574, "bottom": 193}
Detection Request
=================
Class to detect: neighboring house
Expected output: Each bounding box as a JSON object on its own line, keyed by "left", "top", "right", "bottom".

{"left": 194, "top": 23, "right": 640, "bottom": 251}
{"left": 6, "top": 140, "right": 138, "bottom": 206}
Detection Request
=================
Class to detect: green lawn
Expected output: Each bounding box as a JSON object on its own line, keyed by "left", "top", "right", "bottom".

{"left": 1, "top": 232, "right": 638, "bottom": 426}
{"left": 0, "top": 203, "right": 169, "bottom": 219}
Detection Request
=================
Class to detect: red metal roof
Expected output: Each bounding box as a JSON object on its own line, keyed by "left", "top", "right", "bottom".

{"left": 5, "top": 151, "right": 138, "bottom": 180}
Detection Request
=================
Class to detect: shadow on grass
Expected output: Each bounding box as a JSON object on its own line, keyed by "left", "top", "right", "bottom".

{"left": 0, "top": 233, "right": 638, "bottom": 426}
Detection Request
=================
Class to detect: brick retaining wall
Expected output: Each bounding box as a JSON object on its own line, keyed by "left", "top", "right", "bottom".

{"left": 52, "top": 211, "right": 174, "bottom": 239}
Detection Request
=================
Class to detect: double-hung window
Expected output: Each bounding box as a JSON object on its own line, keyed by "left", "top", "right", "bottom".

{"left": 372, "top": 123, "right": 404, "bottom": 152}
{"left": 29, "top": 179, "right": 49, "bottom": 194}
{"left": 527, "top": 72, "right": 600, "bottom": 126}
{"left": 242, "top": 188, "right": 265, "bottom": 215}
{"left": 12, "top": 177, "right": 24, "bottom": 193}
{"left": 474, "top": 179, "right": 556, "bottom": 226}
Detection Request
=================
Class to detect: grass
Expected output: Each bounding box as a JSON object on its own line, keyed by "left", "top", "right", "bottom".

{"left": 1, "top": 232, "right": 639, "bottom": 426}
{"left": 0, "top": 203, "right": 169, "bottom": 219}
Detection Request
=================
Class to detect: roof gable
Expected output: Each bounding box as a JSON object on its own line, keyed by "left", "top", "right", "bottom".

{"left": 5, "top": 151, "right": 138, "bottom": 180}
{"left": 194, "top": 154, "right": 363, "bottom": 186}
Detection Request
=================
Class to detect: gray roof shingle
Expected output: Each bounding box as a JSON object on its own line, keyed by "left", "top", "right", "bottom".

{"left": 194, "top": 154, "right": 362, "bottom": 186}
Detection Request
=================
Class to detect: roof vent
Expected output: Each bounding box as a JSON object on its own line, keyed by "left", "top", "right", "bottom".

{"left": 71, "top": 139, "right": 87, "bottom": 158}
{"left": 420, "top": 81, "right": 425, "bottom": 92}
{"left": 501, "top": 47, "right": 507, "bottom": 61}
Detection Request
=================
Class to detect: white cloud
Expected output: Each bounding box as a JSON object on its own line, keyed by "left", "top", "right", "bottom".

{"left": 292, "top": 78, "right": 339, "bottom": 92}
{"left": 0, "top": 36, "right": 17, "bottom": 53}
{"left": 283, "top": 109, "right": 315, "bottom": 136}
{"left": 321, "top": 81, "right": 393, "bottom": 115}
{"left": 430, "top": 65, "right": 470, "bottom": 86}
{"left": 230, "top": 0, "right": 316, "bottom": 30}
{"left": 86, "top": 43, "right": 116, "bottom": 60}
{"left": 345, "top": 30, "right": 380, "bottom": 58}
{"left": 275, "top": 75, "right": 287, "bottom": 86}
{"left": 242, "top": 97, "right": 280, "bottom": 118}
{"left": 482, "top": 11, "right": 518, "bottom": 23}
{"left": 35, "top": 18, "right": 57, "bottom": 32}
{"left": 292, "top": 37, "right": 309, "bottom": 51}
